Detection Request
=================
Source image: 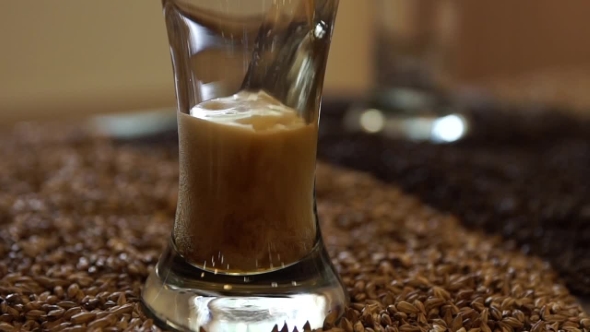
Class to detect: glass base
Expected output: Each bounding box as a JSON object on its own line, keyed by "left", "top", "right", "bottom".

{"left": 342, "top": 87, "right": 469, "bottom": 143}
{"left": 141, "top": 240, "right": 348, "bottom": 332}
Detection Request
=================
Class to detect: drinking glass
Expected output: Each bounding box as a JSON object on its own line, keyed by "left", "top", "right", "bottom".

{"left": 347, "top": 0, "right": 590, "bottom": 143}
{"left": 141, "top": 0, "right": 347, "bottom": 331}
{"left": 344, "top": 0, "right": 463, "bottom": 143}
{"left": 374, "top": 0, "right": 456, "bottom": 95}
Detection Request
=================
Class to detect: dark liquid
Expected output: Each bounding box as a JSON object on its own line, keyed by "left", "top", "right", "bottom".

{"left": 175, "top": 92, "right": 318, "bottom": 274}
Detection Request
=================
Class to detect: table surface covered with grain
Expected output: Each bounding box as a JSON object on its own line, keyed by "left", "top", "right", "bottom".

{"left": 0, "top": 121, "right": 588, "bottom": 331}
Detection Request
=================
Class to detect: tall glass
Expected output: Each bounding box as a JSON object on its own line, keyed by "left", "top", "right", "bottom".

{"left": 345, "top": 0, "right": 462, "bottom": 143}
{"left": 141, "top": 0, "right": 347, "bottom": 331}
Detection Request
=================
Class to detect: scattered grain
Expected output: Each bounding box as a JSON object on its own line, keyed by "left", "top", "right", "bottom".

{"left": 0, "top": 123, "right": 587, "bottom": 332}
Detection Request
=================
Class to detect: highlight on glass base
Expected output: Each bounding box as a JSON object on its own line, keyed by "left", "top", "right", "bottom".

{"left": 142, "top": 0, "right": 346, "bottom": 330}
{"left": 142, "top": 238, "right": 347, "bottom": 331}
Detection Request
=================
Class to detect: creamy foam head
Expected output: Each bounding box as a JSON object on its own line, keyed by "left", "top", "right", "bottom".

{"left": 176, "top": 89, "right": 318, "bottom": 272}
{"left": 189, "top": 90, "right": 305, "bottom": 131}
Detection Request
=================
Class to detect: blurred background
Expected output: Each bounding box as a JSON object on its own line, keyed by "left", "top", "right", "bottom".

{"left": 3, "top": 0, "right": 590, "bottom": 124}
